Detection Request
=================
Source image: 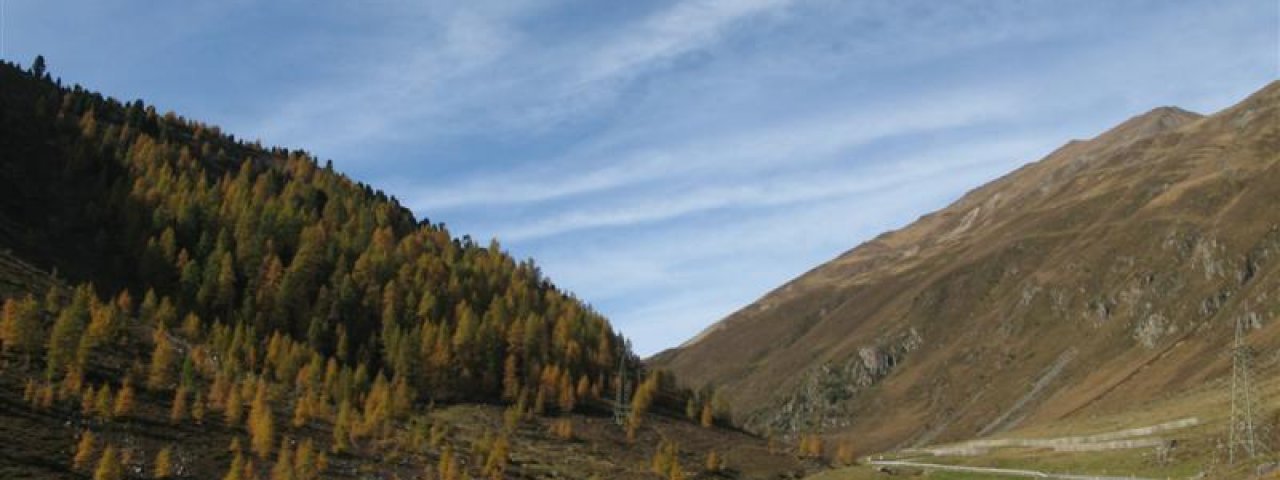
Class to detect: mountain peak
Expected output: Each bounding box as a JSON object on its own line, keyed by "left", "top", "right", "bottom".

{"left": 1092, "top": 105, "right": 1203, "bottom": 145}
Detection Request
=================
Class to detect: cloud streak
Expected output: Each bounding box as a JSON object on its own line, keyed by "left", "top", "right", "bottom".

{"left": 495, "top": 136, "right": 1046, "bottom": 241}
{"left": 403, "top": 88, "right": 1026, "bottom": 212}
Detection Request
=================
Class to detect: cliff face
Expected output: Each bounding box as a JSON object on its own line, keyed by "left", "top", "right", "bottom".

{"left": 651, "top": 81, "right": 1280, "bottom": 452}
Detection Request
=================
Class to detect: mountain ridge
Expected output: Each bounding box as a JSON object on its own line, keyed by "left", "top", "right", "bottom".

{"left": 652, "top": 79, "right": 1280, "bottom": 453}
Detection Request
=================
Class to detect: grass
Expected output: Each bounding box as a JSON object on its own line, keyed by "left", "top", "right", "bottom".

{"left": 804, "top": 361, "right": 1280, "bottom": 479}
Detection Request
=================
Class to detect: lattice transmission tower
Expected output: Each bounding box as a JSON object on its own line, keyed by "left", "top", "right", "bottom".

{"left": 613, "top": 339, "right": 633, "bottom": 427}
{"left": 1229, "top": 315, "right": 1267, "bottom": 464}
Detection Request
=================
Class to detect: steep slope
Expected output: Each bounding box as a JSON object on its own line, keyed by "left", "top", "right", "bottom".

{"left": 653, "top": 81, "right": 1280, "bottom": 454}
{"left": 0, "top": 59, "right": 812, "bottom": 479}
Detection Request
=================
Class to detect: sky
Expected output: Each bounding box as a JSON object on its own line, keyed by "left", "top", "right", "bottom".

{"left": 2, "top": 0, "right": 1277, "bottom": 356}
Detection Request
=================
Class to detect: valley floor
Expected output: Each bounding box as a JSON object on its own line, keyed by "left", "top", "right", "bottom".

{"left": 805, "top": 360, "right": 1280, "bottom": 480}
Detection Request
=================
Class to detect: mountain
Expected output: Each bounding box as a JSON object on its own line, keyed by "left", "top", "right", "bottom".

{"left": 0, "top": 58, "right": 815, "bottom": 479}
{"left": 652, "top": 81, "right": 1280, "bottom": 454}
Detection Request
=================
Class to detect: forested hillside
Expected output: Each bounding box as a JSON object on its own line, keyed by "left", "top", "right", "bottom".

{"left": 0, "top": 58, "right": 800, "bottom": 479}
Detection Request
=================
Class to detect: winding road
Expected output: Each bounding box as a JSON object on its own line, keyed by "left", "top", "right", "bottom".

{"left": 867, "top": 459, "right": 1163, "bottom": 480}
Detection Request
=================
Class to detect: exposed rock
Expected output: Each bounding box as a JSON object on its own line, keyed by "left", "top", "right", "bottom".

{"left": 749, "top": 328, "right": 922, "bottom": 434}
{"left": 1133, "top": 314, "right": 1171, "bottom": 348}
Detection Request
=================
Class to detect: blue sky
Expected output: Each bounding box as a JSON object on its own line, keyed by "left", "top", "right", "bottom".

{"left": 3, "top": 0, "right": 1276, "bottom": 356}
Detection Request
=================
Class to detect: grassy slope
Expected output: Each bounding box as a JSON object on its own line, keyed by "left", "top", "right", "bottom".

{"left": 809, "top": 361, "right": 1280, "bottom": 479}
{"left": 654, "top": 80, "right": 1280, "bottom": 456}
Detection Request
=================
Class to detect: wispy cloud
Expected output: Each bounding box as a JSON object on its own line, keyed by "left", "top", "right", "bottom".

{"left": 403, "top": 88, "right": 1025, "bottom": 212}
{"left": 579, "top": 0, "right": 795, "bottom": 83}
{"left": 495, "top": 136, "right": 1046, "bottom": 241}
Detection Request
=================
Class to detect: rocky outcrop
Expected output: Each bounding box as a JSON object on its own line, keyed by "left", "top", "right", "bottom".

{"left": 747, "top": 328, "right": 922, "bottom": 434}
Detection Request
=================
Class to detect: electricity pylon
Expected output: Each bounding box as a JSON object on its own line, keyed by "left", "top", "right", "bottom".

{"left": 1229, "top": 315, "right": 1266, "bottom": 463}
{"left": 613, "top": 340, "right": 632, "bottom": 427}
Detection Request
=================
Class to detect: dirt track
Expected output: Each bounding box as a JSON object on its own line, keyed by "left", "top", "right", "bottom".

{"left": 867, "top": 459, "right": 1163, "bottom": 480}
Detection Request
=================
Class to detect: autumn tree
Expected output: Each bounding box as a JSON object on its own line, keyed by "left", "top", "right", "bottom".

{"left": 270, "top": 440, "right": 294, "bottom": 480}
{"left": 293, "top": 439, "right": 319, "bottom": 480}
{"left": 170, "top": 387, "right": 189, "bottom": 424}
{"left": 223, "top": 452, "right": 245, "bottom": 480}
{"left": 705, "top": 450, "right": 723, "bottom": 473}
{"left": 627, "top": 373, "right": 660, "bottom": 438}
{"left": 437, "top": 445, "right": 459, "bottom": 480}
{"left": 94, "top": 445, "right": 124, "bottom": 480}
{"left": 74, "top": 430, "right": 97, "bottom": 471}
{"left": 192, "top": 391, "right": 207, "bottom": 424}
{"left": 154, "top": 445, "right": 175, "bottom": 478}
{"left": 94, "top": 384, "right": 113, "bottom": 418}
{"left": 1, "top": 295, "right": 43, "bottom": 365}
{"left": 550, "top": 419, "right": 573, "bottom": 440}
{"left": 501, "top": 353, "right": 520, "bottom": 401}
{"left": 358, "top": 372, "right": 391, "bottom": 438}
{"left": 148, "top": 326, "right": 178, "bottom": 390}
{"left": 46, "top": 286, "right": 91, "bottom": 379}
{"left": 652, "top": 439, "right": 681, "bottom": 479}
{"left": 113, "top": 381, "right": 136, "bottom": 418}
{"left": 81, "top": 384, "right": 98, "bottom": 415}
{"left": 557, "top": 370, "right": 575, "bottom": 413}
{"left": 225, "top": 384, "right": 244, "bottom": 425}
{"left": 331, "top": 400, "right": 353, "bottom": 453}
{"left": 79, "top": 300, "right": 119, "bottom": 365}
{"left": 249, "top": 380, "right": 274, "bottom": 458}
{"left": 484, "top": 434, "right": 509, "bottom": 480}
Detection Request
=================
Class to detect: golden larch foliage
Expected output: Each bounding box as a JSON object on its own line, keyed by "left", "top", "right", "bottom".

{"left": 270, "top": 440, "right": 294, "bottom": 480}
{"left": 249, "top": 380, "right": 274, "bottom": 458}
{"left": 112, "top": 381, "right": 135, "bottom": 418}
{"left": 74, "top": 430, "right": 97, "bottom": 471}
{"left": 154, "top": 445, "right": 174, "bottom": 479}
{"left": 170, "top": 387, "right": 188, "bottom": 424}
{"left": 94, "top": 445, "right": 124, "bottom": 480}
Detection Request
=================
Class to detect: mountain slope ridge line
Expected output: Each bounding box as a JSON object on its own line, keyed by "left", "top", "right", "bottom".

{"left": 651, "top": 80, "right": 1280, "bottom": 454}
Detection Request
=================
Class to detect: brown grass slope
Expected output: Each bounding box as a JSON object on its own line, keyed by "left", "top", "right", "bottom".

{"left": 651, "top": 81, "right": 1280, "bottom": 454}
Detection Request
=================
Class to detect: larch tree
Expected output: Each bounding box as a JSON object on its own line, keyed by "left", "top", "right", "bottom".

{"left": 225, "top": 384, "right": 244, "bottom": 426}
{"left": 79, "top": 301, "right": 118, "bottom": 365}
{"left": 170, "top": 387, "right": 189, "bottom": 424}
{"left": 154, "top": 445, "right": 175, "bottom": 478}
{"left": 705, "top": 450, "right": 722, "bottom": 473}
{"left": 293, "top": 439, "right": 318, "bottom": 480}
{"left": 484, "top": 434, "right": 509, "bottom": 480}
{"left": 270, "top": 440, "right": 294, "bottom": 480}
{"left": 74, "top": 430, "right": 97, "bottom": 471}
{"left": 94, "top": 445, "right": 124, "bottom": 480}
{"left": 94, "top": 384, "right": 113, "bottom": 419}
{"left": 248, "top": 380, "right": 274, "bottom": 459}
{"left": 46, "top": 287, "right": 90, "bottom": 379}
{"left": 331, "top": 400, "right": 353, "bottom": 453}
{"left": 557, "top": 370, "right": 575, "bottom": 413}
{"left": 147, "top": 326, "right": 178, "bottom": 390}
{"left": 222, "top": 452, "right": 245, "bottom": 480}
{"left": 191, "top": 391, "right": 206, "bottom": 424}
{"left": 1, "top": 295, "right": 43, "bottom": 365}
{"left": 112, "top": 381, "right": 135, "bottom": 419}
